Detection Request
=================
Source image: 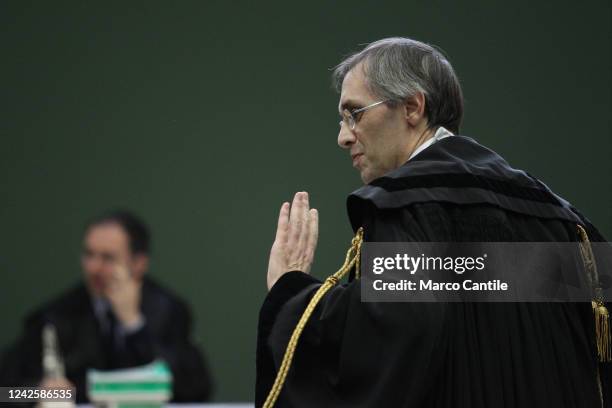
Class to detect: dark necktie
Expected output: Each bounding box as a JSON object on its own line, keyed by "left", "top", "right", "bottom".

{"left": 103, "top": 308, "right": 119, "bottom": 368}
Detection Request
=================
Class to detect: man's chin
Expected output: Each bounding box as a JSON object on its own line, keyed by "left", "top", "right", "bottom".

{"left": 360, "top": 169, "right": 376, "bottom": 185}
{"left": 360, "top": 165, "right": 392, "bottom": 185}
{"left": 86, "top": 282, "right": 105, "bottom": 298}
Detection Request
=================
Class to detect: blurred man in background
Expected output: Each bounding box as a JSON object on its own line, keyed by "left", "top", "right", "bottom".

{"left": 0, "top": 210, "right": 213, "bottom": 403}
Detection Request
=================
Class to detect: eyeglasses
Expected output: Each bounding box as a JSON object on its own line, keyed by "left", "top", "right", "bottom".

{"left": 339, "top": 100, "right": 388, "bottom": 130}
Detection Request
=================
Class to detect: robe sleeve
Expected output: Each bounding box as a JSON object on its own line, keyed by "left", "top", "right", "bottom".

{"left": 256, "top": 201, "right": 607, "bottom": 408}
{"left": 255, "top": 203, "right": 448, "bottom": 408}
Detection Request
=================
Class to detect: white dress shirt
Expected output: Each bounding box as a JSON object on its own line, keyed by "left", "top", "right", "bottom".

{"left": 407, "top": 126, "right": 454, "bottom": 161}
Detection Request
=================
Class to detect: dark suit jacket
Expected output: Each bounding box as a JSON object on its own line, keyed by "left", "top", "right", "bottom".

{"left": 0, "top": 277, "right": 213, "bottom": 403}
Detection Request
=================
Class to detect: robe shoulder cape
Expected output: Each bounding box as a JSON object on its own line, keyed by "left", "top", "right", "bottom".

{"left": 256, "top": 136, "right": 610, "bottom": 408}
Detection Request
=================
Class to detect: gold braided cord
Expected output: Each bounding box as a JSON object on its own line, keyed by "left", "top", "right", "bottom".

{"left": 263, "top": 228, "right": 364, "bottom": 408}
{"left": 577, "top": 224, "right": 611, "bottom": 363}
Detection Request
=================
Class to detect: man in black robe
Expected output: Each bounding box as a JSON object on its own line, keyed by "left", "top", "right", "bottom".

{"left": 256, "top": 38, "right": 610, "bottom": 407}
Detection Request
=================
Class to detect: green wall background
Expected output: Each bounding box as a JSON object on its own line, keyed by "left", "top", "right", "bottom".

{"left": 1, "top": 0, "right": 610, "bottom": 402}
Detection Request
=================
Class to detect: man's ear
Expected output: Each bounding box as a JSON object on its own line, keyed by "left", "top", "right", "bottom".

{"left": 403, "top": 92, "right": 427, "bottom": 127}
{"left": 131, "top": 253, "right": 149, "bottom": 280}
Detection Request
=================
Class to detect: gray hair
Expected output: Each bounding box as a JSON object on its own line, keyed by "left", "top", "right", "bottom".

{"left": 332, "top": 37, "right": 464, "bottom": 134}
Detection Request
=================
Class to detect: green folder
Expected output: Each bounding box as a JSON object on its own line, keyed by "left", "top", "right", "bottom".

{"left": 87, "top": 360, "right": 172, "bottom": 408}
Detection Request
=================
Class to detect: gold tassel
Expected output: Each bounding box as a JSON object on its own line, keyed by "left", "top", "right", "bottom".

{"left": 577, "top": 224, "right": 611, "bottom": 363}
{"left": 592, "top": 300, "right": 611, "bottom": 362}
{"left": 262, "top": 227, "right": 364, "bottom": 408}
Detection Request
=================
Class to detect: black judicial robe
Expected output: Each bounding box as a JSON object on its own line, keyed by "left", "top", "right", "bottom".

{"left": 255, "top": 135, "right": 611, "bottom": 408}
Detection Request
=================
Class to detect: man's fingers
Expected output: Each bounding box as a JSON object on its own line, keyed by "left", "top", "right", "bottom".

{"left": 305, "top": 208, "right": 319, "bottom": 263}
{"left": 295, "top": 193, "right": 311, "bottom": 256}
{"left": 40, "top": 376, "right": 74, "bottom": 389}
{"left": 288, "top": 192, "right": 307, "bottom": 248}
{"left": 275, "top": 202, "right": 290, "bottom": 244}
{"left": 113, "top": 263, "right": 130, "bottom": 282}
{"left": 268, "top": 191, "right": 318, "bottom": 282}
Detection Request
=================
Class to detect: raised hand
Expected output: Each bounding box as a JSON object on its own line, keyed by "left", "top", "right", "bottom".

{"left": 104, "top": 262, "right": 143, "bottom": 328}
{"left": 267, "top": 192, "right": 319, "bottom": 290}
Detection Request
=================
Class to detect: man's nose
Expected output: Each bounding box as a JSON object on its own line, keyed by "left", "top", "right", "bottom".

{"left": 337, "top": 124, "right": 356, "bottom": 149}
{"left": 84, "top": 257, "right": 103, "bottom": 274}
